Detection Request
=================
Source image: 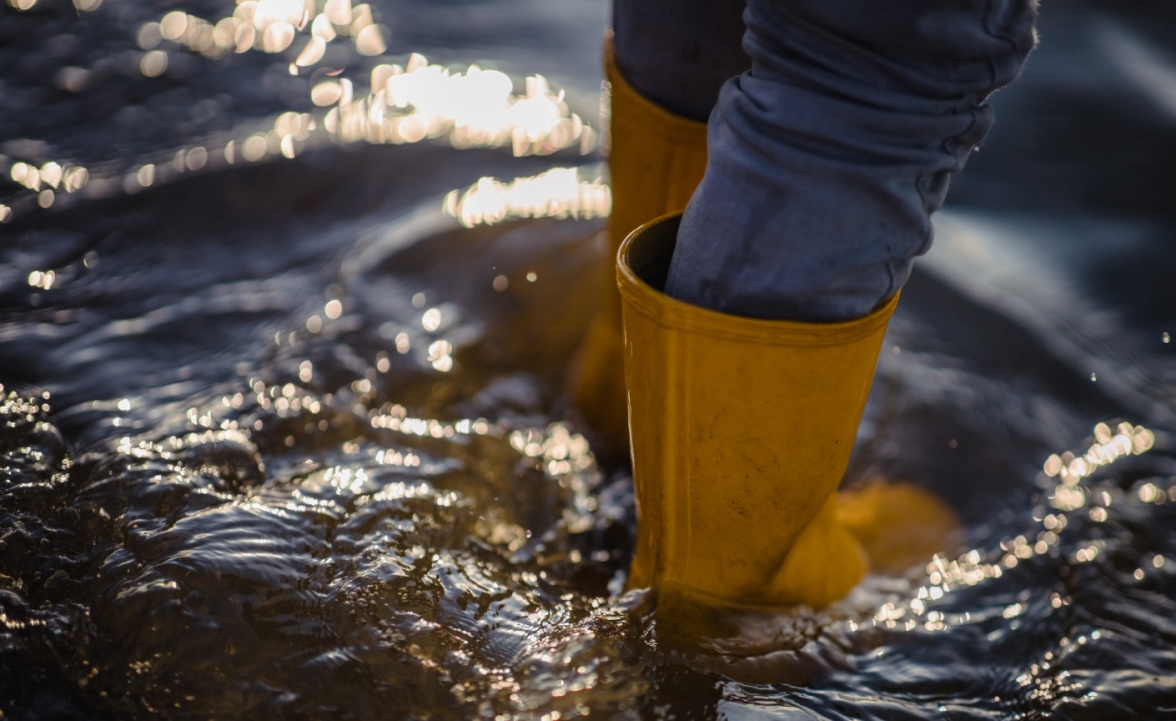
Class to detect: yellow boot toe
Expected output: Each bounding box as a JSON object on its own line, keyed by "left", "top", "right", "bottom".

{"left": 838, "top": 480, "right": 964, "bottom": 576}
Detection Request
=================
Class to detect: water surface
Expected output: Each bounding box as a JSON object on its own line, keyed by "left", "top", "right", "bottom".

{"left": 3, "top": 0, "right": 1176, "bottom": 718}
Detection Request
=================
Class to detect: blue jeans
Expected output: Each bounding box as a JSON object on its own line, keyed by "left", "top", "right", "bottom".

{"left": 613, "top": 0, "right": 1038, "bottom": 321}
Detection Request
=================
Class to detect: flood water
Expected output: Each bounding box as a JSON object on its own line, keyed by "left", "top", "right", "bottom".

{"left": 3, "top": 0, "right": 1176, "bottom": 718}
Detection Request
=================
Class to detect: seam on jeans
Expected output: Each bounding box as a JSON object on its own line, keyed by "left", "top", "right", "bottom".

{"left": 985, "top": 0, "right": 998, "bottom": 89}
{"left": 984, "top": 0, "right": 1024, "bottom": 59}
{"left": 982, "top": 0, "right": 1036, "bottom": 101}
{"left": 983, "top": 0, "right": 1023, "bottom": 51}
{"left": 914, "top": 167, "right": 932, "bottom": 260}
{"left": 915, "top": 105, "right": 981, "bottom": 263}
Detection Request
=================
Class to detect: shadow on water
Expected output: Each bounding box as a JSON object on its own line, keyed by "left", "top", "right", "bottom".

{"left": 3, "top": 0, "right": 1176, "bottom": 719}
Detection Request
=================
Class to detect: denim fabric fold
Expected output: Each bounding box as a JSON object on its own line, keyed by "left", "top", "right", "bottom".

{"left": 663, "top": 0, "right": 1038, "bottom": 321}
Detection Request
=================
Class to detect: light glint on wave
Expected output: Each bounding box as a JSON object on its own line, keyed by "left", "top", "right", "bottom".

{"left": 442, "top": 168, "right": 611, "bottom": 228}
{"left": 320, "top": 56, "right": 596, "bottom": 157}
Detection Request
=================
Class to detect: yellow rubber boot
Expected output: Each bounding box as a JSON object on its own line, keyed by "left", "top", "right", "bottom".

{"left": 618, "top": 214, "right": 898, "bottom": 607}
{"left": 571, "top": 40, "right": 708, "bottom": 453}
{"left": 837, "top": 480, "right": 964, "bottom": 576}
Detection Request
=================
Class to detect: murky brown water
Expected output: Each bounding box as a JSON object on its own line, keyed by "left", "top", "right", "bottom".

{"left": 4, "top": 0, "right": 1176, "bottom": 718}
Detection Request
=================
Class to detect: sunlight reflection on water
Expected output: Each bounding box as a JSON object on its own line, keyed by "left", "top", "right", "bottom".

{"left": 1, "top": 0, "right": 597, "bottom": 223}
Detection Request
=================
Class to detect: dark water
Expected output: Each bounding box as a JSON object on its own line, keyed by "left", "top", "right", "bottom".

{"left": 3, "top": 0, "right": 1176, "bottom": 718}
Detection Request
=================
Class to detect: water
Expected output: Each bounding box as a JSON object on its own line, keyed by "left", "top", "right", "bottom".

{"left": 3, "top": 0, "right": 1176, "bottom": 718}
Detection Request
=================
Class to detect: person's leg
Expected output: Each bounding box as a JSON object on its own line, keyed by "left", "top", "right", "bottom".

{"left": 604, "top": 0, "right": 748, "bottom": 255}
{"left": 611, "top": 0, "right": 748, "bottom": 122}
{"left": 619, "top": 0, "right": 1039, "bottom": 608}
{"left": 571, "top": 1, "right": 747, "bottom": 452}
{"left": 665, "top": 0, "right": 1039, "bottom": 321}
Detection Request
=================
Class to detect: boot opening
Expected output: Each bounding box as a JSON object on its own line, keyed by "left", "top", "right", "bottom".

{"left": 625, "top": 214, "right": 681, "bottom": 293}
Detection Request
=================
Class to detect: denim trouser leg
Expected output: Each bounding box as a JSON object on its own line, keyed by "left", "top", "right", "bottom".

{"left": 612, "top": 0, "right": 749, "bottom": 122}
{"left": 615, "top": 0, "right": 1039, "bottom": 322}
